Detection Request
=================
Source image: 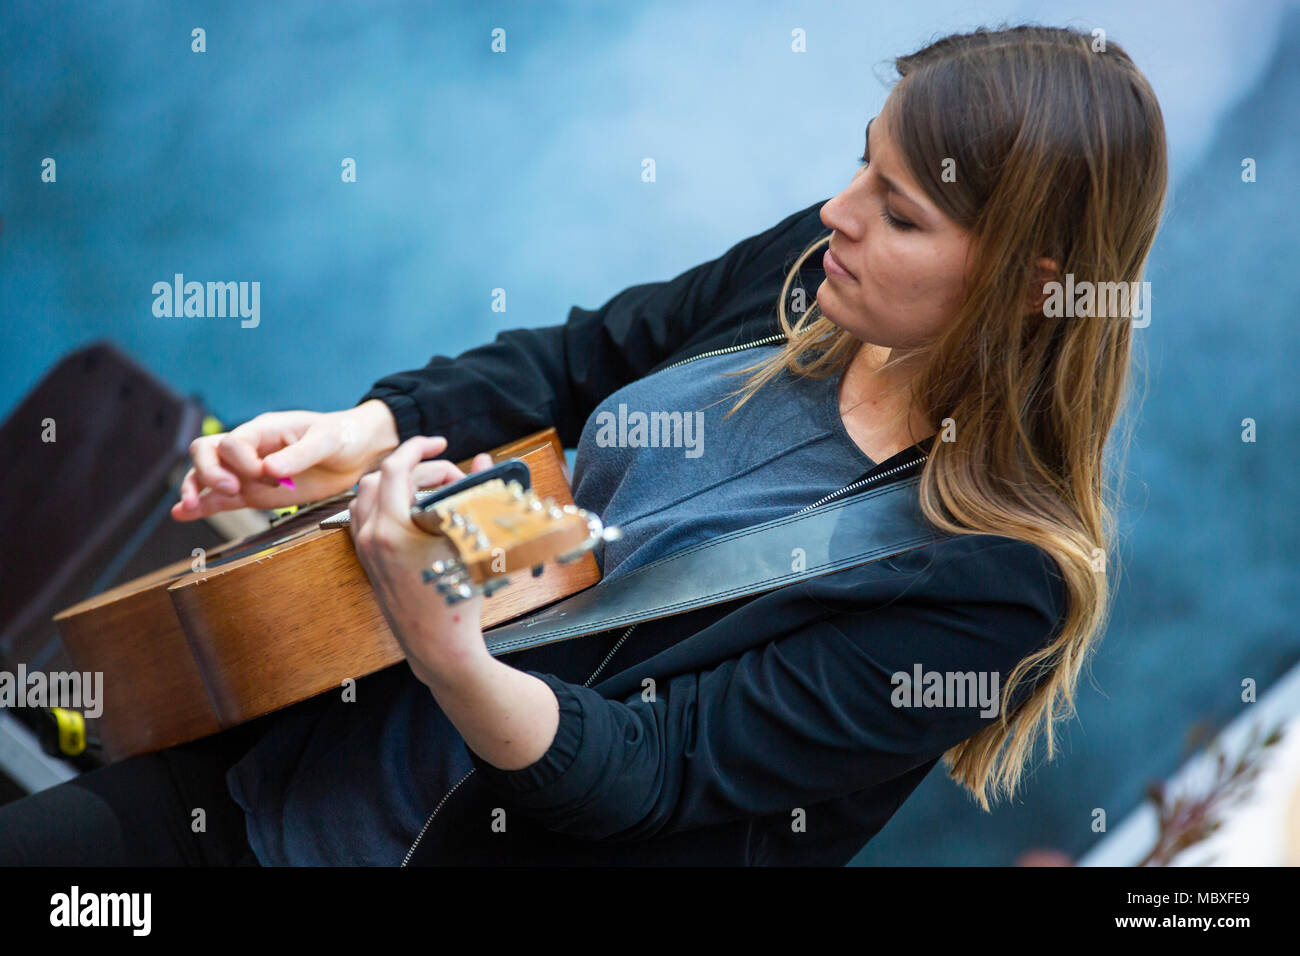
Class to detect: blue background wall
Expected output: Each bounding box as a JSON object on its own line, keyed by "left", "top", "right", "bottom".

{"left": 2, "top": 0, "right": 1297, "bottom": 863}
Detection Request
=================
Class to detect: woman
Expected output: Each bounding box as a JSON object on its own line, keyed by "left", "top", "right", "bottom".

{"left": 0, "top": 24, "right": 1166, "bottom": 866}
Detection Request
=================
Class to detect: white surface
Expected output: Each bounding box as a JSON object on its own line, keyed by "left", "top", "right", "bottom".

{"left": 1080, "top": 663, "right": 1300, "bottom": 866}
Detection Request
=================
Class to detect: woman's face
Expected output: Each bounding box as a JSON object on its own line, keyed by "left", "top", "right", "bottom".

{"left": 817, "top": 102, "right": 973, "bottom": 351}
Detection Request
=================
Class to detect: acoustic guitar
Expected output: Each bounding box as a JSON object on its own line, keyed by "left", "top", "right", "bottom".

{"left": 54, "top": 428, "right": 610, "bottom": 762}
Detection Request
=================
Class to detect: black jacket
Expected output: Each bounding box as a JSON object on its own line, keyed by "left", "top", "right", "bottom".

{"left": 359, "top": 198, "right": 1068, "bottom": 865}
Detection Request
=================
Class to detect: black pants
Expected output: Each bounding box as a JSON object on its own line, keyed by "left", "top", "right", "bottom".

{"left": 0, "top": 722, "right": 265, "bottom": 866}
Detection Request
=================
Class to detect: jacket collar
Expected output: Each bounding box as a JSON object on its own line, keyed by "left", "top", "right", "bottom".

{"left": 851, "top": 432, "right": 934, "bottom": 485}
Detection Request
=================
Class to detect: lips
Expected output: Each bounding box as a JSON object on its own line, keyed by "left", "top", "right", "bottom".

{"left": 824, "top": 246, "right": 856, "bottom": 281}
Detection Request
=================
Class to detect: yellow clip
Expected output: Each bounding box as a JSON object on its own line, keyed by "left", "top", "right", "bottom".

{"left": 50, "top": 708, "right": 86, "bottom": 756}
{"left": 201, "top": 414, "right": 224, "bottom": 437}
{"left": 273, "top": 506, "right": 300, "bottom": 518}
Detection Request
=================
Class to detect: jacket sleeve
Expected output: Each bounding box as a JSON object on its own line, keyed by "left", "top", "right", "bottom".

{"left": 467, "top": 539, "right": 1068, "bottom": 842}
{"left": 357, "top": 199, "right": 827, "bottom": 461}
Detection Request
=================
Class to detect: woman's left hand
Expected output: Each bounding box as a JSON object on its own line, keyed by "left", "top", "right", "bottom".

{"left": 348, "top": 435, "right": 495, "bottom": 686}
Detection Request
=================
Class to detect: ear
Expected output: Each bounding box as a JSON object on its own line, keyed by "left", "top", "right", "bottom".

{"left": 1025, "top": 257, "right": 1062, "bottom": 315}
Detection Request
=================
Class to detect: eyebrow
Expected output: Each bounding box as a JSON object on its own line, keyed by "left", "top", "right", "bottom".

{"left": 864, "top": 117, "right": 927, "bottom": 215}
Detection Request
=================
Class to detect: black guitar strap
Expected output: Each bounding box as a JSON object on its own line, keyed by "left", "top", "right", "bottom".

{"left": 482, "top": 461, "right": 945, "bottom": 658}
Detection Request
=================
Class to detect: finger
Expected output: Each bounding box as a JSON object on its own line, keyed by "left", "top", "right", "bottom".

{"left": 262, "top": 422, "right": 343, "bottom": 480}
{"left": 190, "top": 438, "right": 239, "bottom": 495}
{"left": 216, "top": 431, "right": 270, "bottom": 483}
{"left": 470, "top": 452, "right": 494, "bottom": 473}
{"left": 171, "top": 494, "right": 199, "bottom": 521}
{"left": 177, "top": 487, "right": 248, "bottom": 521}
{"left": 349, "top": 472, "right": 381, "bottom": 535}
{"left": 178, "top": 467, "right": 200, "bottom": 508}
{"left": 410, "top": 460, "right": 466, "bottom": 491}
{"left": 377, "top": 436, "right": 448, "bottom": 521}
{"left": 172, "top": 469, "right": 210, "bottom": 520}
{"left": 231, "top": 412, "right": 314, "bottom": 457}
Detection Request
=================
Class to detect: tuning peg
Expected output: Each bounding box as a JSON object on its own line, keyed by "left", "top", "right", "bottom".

{"left": 482, "top": 577, "right": 511, "bottom": 598}
{"left": 441, "top": 581, "right": 477, "bottom": 605}
{"left": 432, "top": 567, "right": 469, "bottom": 592}
{"left": 422, "top": 558, "right": 464, "bottom": 583}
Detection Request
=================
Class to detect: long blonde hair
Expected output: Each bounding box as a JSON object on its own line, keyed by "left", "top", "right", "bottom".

{"left": 726, "top": 25, "right": 1167, "bottom": 810}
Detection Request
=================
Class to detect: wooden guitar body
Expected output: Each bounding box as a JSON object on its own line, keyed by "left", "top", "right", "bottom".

{"left": 54, "top": 429, "right": 600, "bottom": 761}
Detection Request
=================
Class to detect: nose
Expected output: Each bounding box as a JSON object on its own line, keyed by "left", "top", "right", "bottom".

{"left": 820, "top": 171, "right": 867, "bottom": 238}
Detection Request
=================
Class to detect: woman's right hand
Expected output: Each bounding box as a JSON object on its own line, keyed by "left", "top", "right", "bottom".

{"left": 171, "top": 399, "right": 410, "bottom": 521}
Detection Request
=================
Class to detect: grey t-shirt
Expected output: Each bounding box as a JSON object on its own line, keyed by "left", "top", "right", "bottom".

{"left": 227, "top": 344, "right": 875, "bottom": 864}
{"left": 571, "top": 346, "right": 874, "bottom": 576}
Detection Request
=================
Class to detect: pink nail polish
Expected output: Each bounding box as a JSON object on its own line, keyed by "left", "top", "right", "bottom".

{"left": 279, "top": 477, "right": 297, "bottom": 489}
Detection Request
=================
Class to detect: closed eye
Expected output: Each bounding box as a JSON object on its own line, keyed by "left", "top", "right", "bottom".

{"left": 858, "top": 155, "right": 915, "bottom": 230}
{"left": 858, "top": 160, "right": 915, "bottom": 231}
{"left": 879, "top": 208, "right": 915, "bottom": 231}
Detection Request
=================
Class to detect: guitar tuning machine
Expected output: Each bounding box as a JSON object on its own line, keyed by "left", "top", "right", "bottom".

{"left": 445, "top": 582, "right": 475, "bottom": 604}
{"left": 421, "top": 557, "right": 463, "bottom": 584}
{"left": 481, "top": 577, "right": 512, "bottom": 598}
{"left": 431, "top": 571, "right": 468, "bottom": 594}
{"left": 431, "top": 568, "right": 476, "bottom": 604}
{"left": 424, "top": 559, "right": 513, "bottom": 604}
{"left": 555, "top": 512, "right": 623, "bottom": 564}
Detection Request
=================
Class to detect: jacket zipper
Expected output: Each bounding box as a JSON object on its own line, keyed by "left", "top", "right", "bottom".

{"left": 652, "top": 332, "right": 787, "bottom": 374}
{"left": 400, "top": 622, "right": 639, "bottom": 866}
{"left": 792, "top": 454, "right": 925, "bottom": 516}
{"left": 401, "top": 767, "right": 475, "bottom": 867}
{"left": 583, "top": 624, "right": 637, "bottom": 687}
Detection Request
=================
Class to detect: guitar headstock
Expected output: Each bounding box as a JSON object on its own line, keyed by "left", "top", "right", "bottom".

{"left": 413, "top": 475, "right": 619, "bottom": 604}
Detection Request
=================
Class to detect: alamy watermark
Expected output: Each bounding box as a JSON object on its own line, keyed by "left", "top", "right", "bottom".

{"left": 1042, "top": 274, "right": 1151, "bottom": 328}
{"left": 50, "top": 886, "right": 150, "bottom": 936}
{"left": 0, "top": 664, "right": 102, "bottom": 719}
{"left": 891, "top": 664, "right": 1001, "bottom": 718}
{"left": 152, "top": 273, "right": 260, "bottom": 328}
{"left": 594, "top": 403, "right": 704, "bottom": 459}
